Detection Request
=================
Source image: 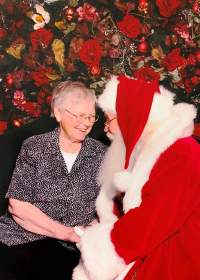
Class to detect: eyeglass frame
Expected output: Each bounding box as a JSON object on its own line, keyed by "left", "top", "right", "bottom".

{"left": 64, "top": 108, "right": 99, "bottom": 123}
{"left": 104, "top": 117, "right": 117, "bottom": 126}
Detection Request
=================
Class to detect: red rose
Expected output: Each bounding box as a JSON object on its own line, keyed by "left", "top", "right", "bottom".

{"left": 79, "top": 39, "right": 103, "bottom": 68}
{"left": 0, "top": 27, "right": 7, "bottom": 40}
{"left": 30, "top": 28, "right": 53, "bottom": 51}
{"left": 30, "top": 67, "right": 51, "bottom": 87}
{"left": 156, "top": 0, "right": 184, "bottom": 17}
{"left": 134, "top": 67, "right": 160, "bottom": 82}
{"left": 163, "top": 48, "right": 186, "bottom": 72}
{"left": 19, "top": 102, "right": 41, "bottom": 117}
{"left": 0, "top": 121, "right": 7, "bottom": 135}
{"left": 117, "top": 15, "right": 142, "bottom": 38}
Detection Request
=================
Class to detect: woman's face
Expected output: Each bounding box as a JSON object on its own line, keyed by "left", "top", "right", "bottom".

{"left": 54, "top": 94, "right": 96, "bottom": 143}
{"left": 104, "top": 112, "right": 119, "bottom": 139}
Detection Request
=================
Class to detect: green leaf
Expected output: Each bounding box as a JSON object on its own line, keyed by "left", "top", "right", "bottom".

{"left": 64, "top": 22, "right": 76, "bottom": 35}
{"left": 69, "top": 0, "right": 79, "bottom": 7}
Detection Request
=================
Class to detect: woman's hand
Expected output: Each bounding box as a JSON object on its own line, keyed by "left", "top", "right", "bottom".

{"left": 8, "top": 198, "right": 81, "bottom": 243}
{"left": 61, "top": 227, "right": 81, "bottom": 243}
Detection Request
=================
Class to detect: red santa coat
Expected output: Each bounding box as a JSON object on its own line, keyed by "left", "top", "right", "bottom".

{"left": 74, "top": 80, "right": 200, "bottom": 280}
{"left": 112, "top": 136, "right": 200, "bottom": 280}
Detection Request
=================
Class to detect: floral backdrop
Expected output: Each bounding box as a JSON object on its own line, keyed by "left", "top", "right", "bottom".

{"left": 0, "top": 0, "right": 200, "bottom": 136}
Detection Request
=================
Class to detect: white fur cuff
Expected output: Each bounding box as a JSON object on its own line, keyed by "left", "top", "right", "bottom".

{"left": 79, "top": 223, "right": 126, "bottom": 280}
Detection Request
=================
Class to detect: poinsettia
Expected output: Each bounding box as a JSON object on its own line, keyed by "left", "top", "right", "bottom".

{"left": 79, "top": 39, "right": 103, "bottom": 69}
{"left": 117, "top": 15, "right": 142, "bottom": 38}
{"left": 163, "top": 48, "right": 186, "bottom": 72}
{"left": 30, "top": 28, "right": 53, "bottom": 51}
{"left": 134, "top": 67, "right": 160, "bottom": 82}
{"left": 156, "top": 0, "right": 184, "bottom": 17}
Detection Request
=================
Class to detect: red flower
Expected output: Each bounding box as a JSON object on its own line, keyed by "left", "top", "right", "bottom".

{"left": 134, "top": 67, "right": 160, "bottom": 82}
{"left": 117, "top": 15, "right": 142, "bottom": 38}
{"left": 30, "top": 67, "right": 51, "bottom": 87}
{"left": 18, "top": 0, "right": 31, "bottom": 14}
{"left": 163, "top": 48, "right": 186, "bottom": 72}
{"left": 37, "top": 89, "right": 52, "bottom": 107}
{"left": 30, "top": 28, "right": 53, "bottom": 51}
{"left": 186, "top": 54, "right": 196, "bottom": 66}
{"left": 77, "top": 3, "right": 99, "bottom": 23}
{"left": 193, "top": 123, "right": 200, "bottom": 138}
{"left": 79, "top": 39, "right": 103, "bottom": 68}
{"left": 23, "top": 48, "right": 38, "bottom": 69}
{"left": 156, "top": 0, "right": 184, "bottom": 17}
{"left": 19, "top": 102, "right": 41, "bottom": 117}
{"left": 4, "top": 2, "right": 14, "bottom": 14}
{"left": 11, "top": 20, "right": 24, "bottom": 33}
{"left": 184, "top": 79, "right": 193, "bottom": 94}
{"left": 195, "top": 69, "right": 200, "bottom": 76}
{"left": 184, "top": 76, "right": 200, "bottom": 94}
{"left": 0, "top": 121, "right": 7, "bottom": 135}
{"left": 13, "top": 90, "right": 26, "bottom": 106}
{"left": 191, "top": 76, "right": 200, "bottom": 87}
{"left": 0, "top": 27, "right": 7, "bottom": 40}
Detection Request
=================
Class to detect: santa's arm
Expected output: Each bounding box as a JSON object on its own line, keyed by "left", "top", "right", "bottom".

{"left": 79, "top": 156, "right": 200, "bottom": 279}
{"left": 111, "top": 158, "right": 200, "bottom": 264}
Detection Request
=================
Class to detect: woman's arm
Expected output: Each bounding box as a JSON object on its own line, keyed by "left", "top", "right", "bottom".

{"left": 8, "top": 198, "right": 80, "bottom": 243}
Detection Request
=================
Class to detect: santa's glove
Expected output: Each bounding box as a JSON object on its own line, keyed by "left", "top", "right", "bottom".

{"left": 72, "top": 260, "right": 90, "bottom": 280}
{"left": 79, "top": 223, "right": 127, "bottom": 280}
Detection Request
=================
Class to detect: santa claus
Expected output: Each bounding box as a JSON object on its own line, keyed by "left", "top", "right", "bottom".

{"left": 73, "top": 75, "right": 200, "bottom": 280}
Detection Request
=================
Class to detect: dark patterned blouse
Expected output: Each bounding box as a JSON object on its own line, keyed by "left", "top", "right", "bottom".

{"left": 0, "top": 128, "right": 106, "bottom": 246}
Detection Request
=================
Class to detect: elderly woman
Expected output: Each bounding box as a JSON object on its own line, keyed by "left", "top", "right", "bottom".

{"left": 0, "top": 81, "right": 106, "bottom": 280}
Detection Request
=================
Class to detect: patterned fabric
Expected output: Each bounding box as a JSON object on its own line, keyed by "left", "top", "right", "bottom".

{"left": 0, "top": 128, "right": 106, "bottom": 246}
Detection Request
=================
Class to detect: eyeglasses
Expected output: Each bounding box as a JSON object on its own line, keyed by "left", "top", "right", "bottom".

{"left": 65, "top": 108, "right": 99, "bottom": 123}
{"left": 104, "top": 117, "right": 117, "bottom": 126}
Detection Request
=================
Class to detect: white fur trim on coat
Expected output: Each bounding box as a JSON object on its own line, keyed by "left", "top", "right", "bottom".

{"left": 98, "top": 76, "right": 119, "bottom": 114}
{"left": 96, "top": 130, "right": 126, "bottom": 223}
{"left": 77, "top": 223, "right": 127, "bottom": 280}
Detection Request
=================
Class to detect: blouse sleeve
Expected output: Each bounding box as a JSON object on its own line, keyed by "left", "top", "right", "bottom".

{"left": 6, "top": 141, "right": 36, "bottom": 202}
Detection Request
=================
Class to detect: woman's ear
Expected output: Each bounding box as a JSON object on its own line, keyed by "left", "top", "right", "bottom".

{"left": 54, "top": 107, "right": 62, "bottom": 123}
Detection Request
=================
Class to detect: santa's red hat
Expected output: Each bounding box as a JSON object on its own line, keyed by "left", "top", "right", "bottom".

{"left": 98, "top": 75, "right": 160, "bottom": 169}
